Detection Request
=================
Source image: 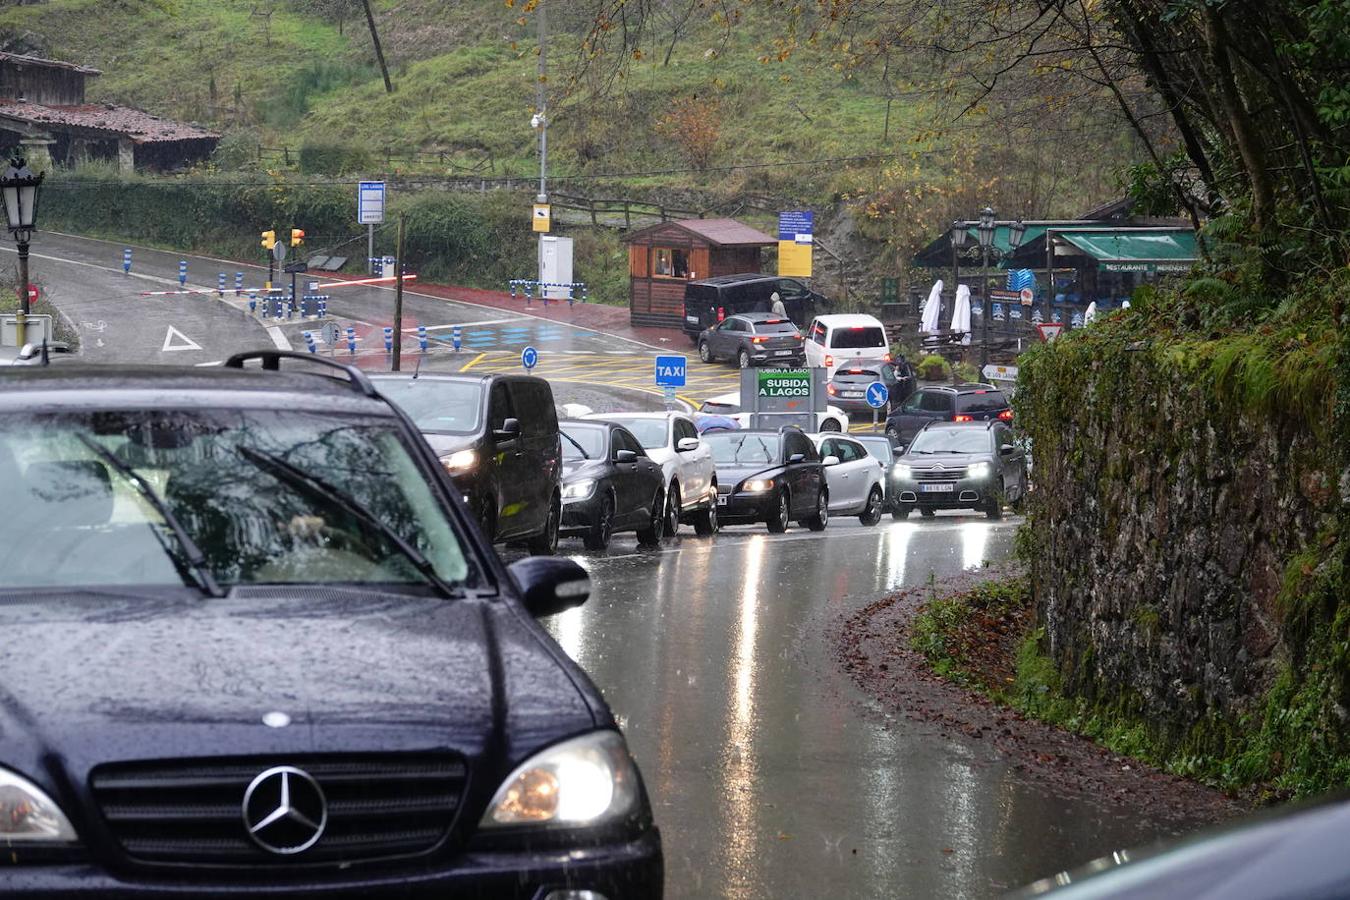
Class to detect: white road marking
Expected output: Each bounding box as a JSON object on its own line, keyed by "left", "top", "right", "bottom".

{"left": 420, "top": 317, "right": 528, "bottom": 331}
{"left": 265, "top": 325, "right": 291, "bottom": 351}
{"left": 162, "top": 325, "right": 203, "bottom": 352}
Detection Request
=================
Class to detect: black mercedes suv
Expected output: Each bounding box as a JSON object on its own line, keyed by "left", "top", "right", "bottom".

{"left": 0, "top": 353, "right": 661, "bottom": 897}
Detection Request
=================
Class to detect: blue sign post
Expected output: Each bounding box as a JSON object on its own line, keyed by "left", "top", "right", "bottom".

{"left": 521, "top": 345, "right": 539, "bottom": 371}
{"left": 865, "top": 380, "right": 889, "bottom": 432}
{"left": 654, "top": 355, "right": 687, "bottom": 388}
{"left": 122, "top": 248, "right": 132, "bottom": 275}
{"left": 451, "top": 326, "right": 462, "bottom": 351}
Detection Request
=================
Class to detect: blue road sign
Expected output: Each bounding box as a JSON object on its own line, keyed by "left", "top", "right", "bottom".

{"left": 521, "top": 345, "right": 539, "bottom": 370}
{"left": 654, "top": 355, "right": 687, "bottom": 388}
{"left": 778, "top": 210, "right": 814, "bottom": 243}
{"left": 865, "top": 381, "right": 889, "bottom": 410}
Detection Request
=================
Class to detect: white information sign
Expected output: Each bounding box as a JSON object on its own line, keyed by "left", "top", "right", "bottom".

{"left": 358, "top": 181, "right": 386, "bottom": 225}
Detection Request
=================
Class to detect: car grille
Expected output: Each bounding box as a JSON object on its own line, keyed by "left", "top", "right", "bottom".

{"left": 913, "top": 466, "right": 967, "bottom": 482}
{"left": 90, "top": 754, "right": 467, "bottom": 867}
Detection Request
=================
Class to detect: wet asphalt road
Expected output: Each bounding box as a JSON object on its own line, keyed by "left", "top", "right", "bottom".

{"left": 537, "top": 516, "right": 1202, "bottom": 899}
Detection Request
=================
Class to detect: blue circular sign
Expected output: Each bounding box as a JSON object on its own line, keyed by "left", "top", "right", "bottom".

{"left": 521, "top": 345, "right": 539, "bottom": 370}
{"left": 865, "top": 381, "right": 889, "bottom": 409}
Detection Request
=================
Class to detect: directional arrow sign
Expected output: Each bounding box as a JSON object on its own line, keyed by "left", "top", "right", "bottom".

{"left": 162, "top": 325, "right": 202, "bottom": 352}
{"left": 865, "top": 381, "right": 889, "bottom": 409}
{"left": 1037, "top": 322, "right": 1066, "bottom": 342}
{"left": 521, "top": 345, "right": 539, "bottom": 370}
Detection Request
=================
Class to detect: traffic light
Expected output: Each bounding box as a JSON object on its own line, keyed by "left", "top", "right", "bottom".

{"left": 260, "top": 229, "right": 276, "bottom": 250}
{"left": 290, "top": 228, "right": 305, "bottom": 247}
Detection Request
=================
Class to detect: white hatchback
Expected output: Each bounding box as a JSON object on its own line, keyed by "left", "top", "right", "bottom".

{"left": 811, "top": 433, "right": 886, "bottom": 525}
{"left": 583, "top": 411, "right": 719, "bottom": 536}
{"left": 696, "top": 392, "right": 850, "bottom": 434}
{"left": 803, "top": 314, "right": 892, "bottom": 379}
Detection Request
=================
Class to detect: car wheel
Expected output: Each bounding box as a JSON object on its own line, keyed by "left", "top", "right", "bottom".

{"left": 698, "top": 340, "right": 713, "bottom": 363}
{"left": 766, "top": 488, "right": 790, "bottom": 533}
{"left": 805, "top": 490, "right": 829, "bottom": 531}
{"left": 859, "top": 487, "right": 883, "bottom": 526}
{"left": 892, "top": 504, "right": 912, "bottom": 520}
{"left": 693, "top": 491, "right": 719, "bottom": 536}
{"left": 919, "top": 507, "right": 937, "bottom": 519}
{"left": 737, "top": 348, "right": 751, "bottom": 369}
{"left": 819, "top": 418, "right": 841, "bottom": 432}
{"left": 582, "top": 492, "right": 614, "bottom": 551}
{"left": 526, "top": 494, "right": 560, "bottom": 555}
{"left": 664, "top": 482, "right": 681, "bottom": 537}
{"left": 636, "top": 487, "right": 666, "bottom": 546}
{"left": 1011, "top": 472, "right": 1028, "bottom": 513}
{"left": 985, "top": 495, "right": 1004, "bottom": 520}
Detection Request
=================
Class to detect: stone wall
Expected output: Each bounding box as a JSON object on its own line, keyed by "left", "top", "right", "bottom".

{"left": 1017, "top": 326, "right": 1345, "bottom": 736}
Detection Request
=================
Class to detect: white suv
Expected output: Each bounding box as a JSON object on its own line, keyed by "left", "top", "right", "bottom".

{"left": 584, "top": 411, "right": 719, "bottom": 536}
{"left": 803, "top": 314, "right": 892, "bottom": 379}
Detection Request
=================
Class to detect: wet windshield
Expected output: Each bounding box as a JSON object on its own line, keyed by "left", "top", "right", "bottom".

{"left": 373, "top": 378, "right": 483, "bottom": 434}
{"left": 0, "top": 410, "right": 474, "bottom": 589}
{"left": 705, "top": 433, "right": 779, "bottom": 464}
{"left": 604, "top": 418, "right": 667, "bottom": 449}
{"left": 560, "top": 424, "right": 606, "bottom": 460}
{"left": 907, "top": 429, "right": 993, "bottom": 455}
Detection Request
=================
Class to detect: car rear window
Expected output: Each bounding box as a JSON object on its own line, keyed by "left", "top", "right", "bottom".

{"left": 832, "top": 369, "right": 880, "bottom": 384}
{"left": 753, "top": 320, "right": 799, "bottom": 335}
{"left": 829, "top": 326, "right": 886, "bottom": 349}
{"left": 956, "top": 391, "right": 1009, "bottom": 413}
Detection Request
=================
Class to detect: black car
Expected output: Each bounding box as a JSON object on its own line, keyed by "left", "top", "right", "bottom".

{"left": 884, "top": 382, "right": 1012, "bottom": 445}
{"left": 891, "top": 420, "right": 1027, "bottom": 519}
{"left": 696, "top": 312, "right": 805, "bottom": 368}
{"left": 705, "top": 427, "right": 830, "bottom": 532}
{"left": 826, "top": 360, "right": 918, "bottom": 414}
{"left": 0, "top": 353, "right": 661, "bottom": 897}
{"left": 681, "top": 274, "right": 829, "bottom": 343}
{"left": 373, "top": 373, "right": 561, "bottom": 554}
{"left": 559, "top": 420, "right": 667, "bottom": 550}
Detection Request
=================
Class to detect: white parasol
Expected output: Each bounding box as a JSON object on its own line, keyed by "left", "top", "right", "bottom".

{"left": 950, "top": 284, "right": 972, "bottom": 345}
{"left": 920, "top": 279, "right": 944, "bottom": 333}
{"left": 1084, "top": 301, "right": 1098, "bottom": 325}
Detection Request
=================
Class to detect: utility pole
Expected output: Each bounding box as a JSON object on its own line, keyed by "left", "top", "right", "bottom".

{"left": 392, "top": 213, "right": 405, "bottom": 371}
{"left": 535, "top": 0, "right": 549, "bottom": 288}
{"left": 361, "top": 0, "right": 393, "bottom": 94}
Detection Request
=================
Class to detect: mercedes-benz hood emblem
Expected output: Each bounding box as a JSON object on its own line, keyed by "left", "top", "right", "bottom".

{"left": 242, "top": 765, "right": 328, "bottom": 855}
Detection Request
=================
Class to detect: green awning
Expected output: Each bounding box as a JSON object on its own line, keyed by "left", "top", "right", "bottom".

{"left": 956, "top": 224, "right": 1049, "bottom": 256}
{"left": 1056, "top": 229, "right": 1196, "bottom": 273}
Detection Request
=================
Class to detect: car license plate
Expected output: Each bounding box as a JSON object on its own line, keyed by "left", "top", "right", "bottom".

{"left": 717, "top": 494, "right": 729, "bottom": 506}
{"left": 921, "top": 483, "right": 954, "bottom": 492}
{"left": 686, "top": 315, "right": 699, "bottom": 323}
{"left": 774, "top": 350, "right": 793, "bottom": 356}
{"left": 842, "top": 390, "right": 863, "bottom": 398}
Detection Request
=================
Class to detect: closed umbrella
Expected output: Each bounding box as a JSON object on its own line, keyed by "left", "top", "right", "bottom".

{"left": 920, "top": 279, "right": 944, "bottom": 334}
{"left": 1084, "top": 301, "right": 1098, "bottom": 325}
{"left": 951, "top": 284, "right": 972, "bottom": 345}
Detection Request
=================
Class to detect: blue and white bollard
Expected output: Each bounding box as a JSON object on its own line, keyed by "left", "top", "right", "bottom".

{"left": 346, "top": 326, "right": 357, "bottom": 355}
{"left": 235, "top": 272, "right": 244, "bottom": 295}
{"left": 452, "top": 325, "right": 462, "bottom": 352}
{"left": 383, "top": 326, "right": 394, "bottom": 352}
{"left": 217, "top": 273, "right": 226, "bottom": 297}
{"left": 122, "top": 248, "right": 132, "bottom": 275}
{"left": 304, "top": 331, "right": 317, "bottom": 354}
{"left": 318, "top": 296, "right": 328, "bottom": 319}
{"left": 418, "top": 325, "right": 428, "bottom": 353}
{"left": 567, "top": 284, "right": 575, "bottom": 308}
{"left": 247, "top": 291, "right": 258, "bottom": 316}
{"left": 178, "top": 260, "right": 187, "bottom": 286}
{"left": 524, "top": 285, "right": 533, "bottom": 307}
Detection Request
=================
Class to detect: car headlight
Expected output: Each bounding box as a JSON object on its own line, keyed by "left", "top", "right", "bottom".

{"left": 967, "top": 462, "right": 992, "bottom": 479}
{"left": 561, "top": 479, "right": 596, "bottom": 500}
{"left": 742, "top": 478, "right": 775, "bottom": 492}
{"left": 440, "top": 448, "right": 477, "bottom": 474}
{"left": 0, "top": 767, "right": 78, "bottom": 842}
{"left": 480, "top": 731, "right": 641, "bottom": 829}
{"left": 893, "top": 464, "right": 912, "bottom": 480}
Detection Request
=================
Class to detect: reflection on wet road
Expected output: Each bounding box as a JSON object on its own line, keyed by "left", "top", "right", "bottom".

{"left": 545, "top": 514, "right": 1196, "bottom": 899}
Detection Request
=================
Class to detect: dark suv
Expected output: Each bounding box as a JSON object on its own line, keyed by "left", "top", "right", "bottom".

{"left": 884, "top": 382, "right": 1012, "bottom": 445}
{"left": 0, "top": 353, "right": 661, "bottom": 897}
{"left": 891, "top": 420, "right": 1028, "bottom": 519}
{"left": 704, "top": 427, "right": 830, "bottom": 532}
{"left": 374, "top": 373, "right": 561, "bottom": 554}
{"left": 682, "top": 274, "right": 829, "bottom": 342}
{"left": 696, "top": 312, "right": 805, "bottom": 368}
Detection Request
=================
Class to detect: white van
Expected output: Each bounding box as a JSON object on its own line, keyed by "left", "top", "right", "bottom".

{"left": 803, "top": 314, "right": 891, "bottom": 378}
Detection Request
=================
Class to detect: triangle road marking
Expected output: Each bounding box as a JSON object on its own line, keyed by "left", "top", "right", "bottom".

{"left": 162, "top": 325, "right": 203, "bottom": 352}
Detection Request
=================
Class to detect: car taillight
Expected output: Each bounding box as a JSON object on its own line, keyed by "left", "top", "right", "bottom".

{"left": 883, "top": 353, "right": 892, "bottom": 362}
{"left": 717, "top": 307, "right": 725, "bottom": 322}
{"left": 825, "top": 355, "right": 834, "bottom": 367}
{"left": 827, "top": 384, "right": 837, "bottom": 395}
{"left": 794, "top": 334, "right": 803, "bottom": 341}
{"left": 954, "top": 415, "right": 974, "bottom": 423}
{"left": 998, "top": 409, "right": 1014, "bottom": 421}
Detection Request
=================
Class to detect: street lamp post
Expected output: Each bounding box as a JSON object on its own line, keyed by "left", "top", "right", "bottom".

{"left": 1, "top": 156, "right": 44, "bottom": 349}
{"left": 950, "top": 220, "right": 968, "bottom": 301}
{"left": 976, "top": 206, "right": 996, "bottom": 368}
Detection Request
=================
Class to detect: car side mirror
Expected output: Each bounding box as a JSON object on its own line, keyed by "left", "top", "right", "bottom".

{"left": 508, "top": 557, "right": 590, "bottom": 618}
{"left": 493, "top": 418, "right": 521, "bottom": 444}
{"left": 676, "top": 437, "right": 700, "bottom": 452}
{"left": 787, "top": 453, "right": 806, "bottom": 464}
{"left": 615, "top": 449, "right": 638, "bottom": 464}
{"left": 822, "top": 454, "right": 840, "bottom": 467}
{"left": 1000, "top": 443, "right": 1015, "bottom": 456}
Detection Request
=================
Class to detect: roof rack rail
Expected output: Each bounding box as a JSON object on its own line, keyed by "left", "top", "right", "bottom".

{"left": 222, "top": 350, "right": 378, "bottom": 398}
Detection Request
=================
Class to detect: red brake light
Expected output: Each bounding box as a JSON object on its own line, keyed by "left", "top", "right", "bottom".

{"left": 826, "top": 384, "right": 837, "bottom": 395}
{"left": 974, "top": 390, "right": 988, "bottom": 394}
{"left": 794, "top": 334, "right": 803, "bottom": 341}
{"left": 953, "top": 415, "right": 974, "bottom": 423}
{"left": 850, "top": 326, "right": 865, "bottom": 330}
{"left": 717, "top": 307, "right": 725, "bottom": 322}
{"left": 998, "top": 409, "right": 1014, "bottom": 421}
{"left": 883, "top": 353, "right": 892, "bottom": 362}
{"left": 751, "top": 336, "right": 766, "bottom": 344}
{"left": 825, "top": 355, "right": 834, "bottom": 367}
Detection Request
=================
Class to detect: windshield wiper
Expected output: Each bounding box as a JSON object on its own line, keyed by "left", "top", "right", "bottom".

{"left": 237, "top": 446, "right": 457, "bottom": 598}
{"left": 76, "top": 435, "right": 224, "bottom": 598}
{"left": 560, "top": 431, "right": 590, "bottom": 459}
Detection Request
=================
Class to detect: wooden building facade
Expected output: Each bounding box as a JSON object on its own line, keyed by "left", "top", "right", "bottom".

{"left": 623, "top": 218, "right": 775, "bottom": 328}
